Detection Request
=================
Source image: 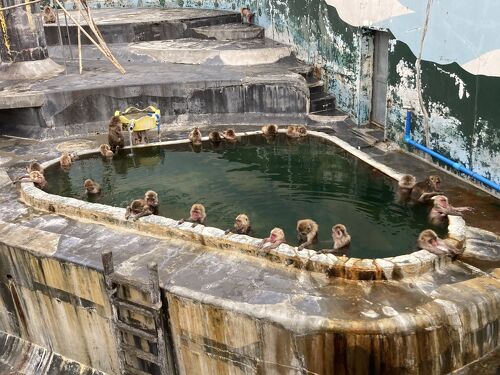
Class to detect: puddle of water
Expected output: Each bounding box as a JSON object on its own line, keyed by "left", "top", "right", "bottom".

{"left": 44, "top": 134, "right": 442, "bottom": 258}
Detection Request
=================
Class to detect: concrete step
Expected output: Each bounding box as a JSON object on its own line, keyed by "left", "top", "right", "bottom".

{"left": 191, "top": 23, "right": 264, "bottom": 40}
{"left": 310, "top": 95, "right": 335, "bottom": 112}
{"left": 308, "top": 79, "right": 324, "bottom": 94}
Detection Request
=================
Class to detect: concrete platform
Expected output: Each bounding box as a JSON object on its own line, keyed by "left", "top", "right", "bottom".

{"left": 191, "top": 23, "right": 265, "bottom": 40}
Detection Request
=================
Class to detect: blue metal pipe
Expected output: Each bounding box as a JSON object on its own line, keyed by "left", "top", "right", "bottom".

{"left": 403, "top": 110, "right": 500, "bottom": 192}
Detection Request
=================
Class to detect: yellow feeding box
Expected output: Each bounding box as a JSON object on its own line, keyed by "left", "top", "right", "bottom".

{"left": 114, "top": 106, "right": 161, "bottom": 132}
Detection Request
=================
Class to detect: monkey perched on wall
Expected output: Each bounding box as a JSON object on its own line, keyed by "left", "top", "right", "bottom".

{"left": 286, "top": 125, "right": 300, "bottom": 138}
{"left": 261, "top": 125, "right": 278, "bottom": 136}
{"left": 209, "top": 131, "right": 223, "bottom": 145}
{"left": 296, "top": 219, "right": 318, "bottom": 250}
{"left": 240, "top": 7, "right": 254, "bottom": 24}
{"left": 59, "top": 152, "right": 76, "bottom": 169}
{"left": 144, "top": 190, "right": 159, "bottom": 215}
{"left": 178, "top": 203, "right": 206, "bottom": 227}
{"left": 428, "top": 195, "right": 473, "bottom": 227}
{"left": 332, "top": 224, "right": 351, "bottom": 253}
{"left": 297, "top": 125, "right": 307, "bottom": 137}
{"left": 15, "top": 171, "right": 47, "bottom": 189}
{"left": 99, "top": 144, "right": 114, "bottom": 158}
{"left": 108, "top": 116, "right": 125, "bottom": 153}
{"left": 125, "top": 199, "right": 153, "bottom": 221}
{"left": 225, "top": 214, "right": 253, "bottom": 235}
{"left": 27, "top": 161, "right": 44, "bottom": 174}
{"left": 410, "top": 175, "right": 442, "bottom": 203}
{"left": 188, "top": 127, "right": 202, "bottom": 146}
{"left": 396, "top": 174, "right": 417, "bottom": 203}
{"left": 222, "top": 129, "right": 237, "bottom": 142}
{"left": 42, "top": 6, "right": 56, "bottom": 24}
{"left": 84, "top": 179, "right": 101, "bottom": 195}
{"left": 258, "top": 228, "right": 285, "bottom": 250}
{"left": 417, "top": 229, "right": 461, "bottom": 257}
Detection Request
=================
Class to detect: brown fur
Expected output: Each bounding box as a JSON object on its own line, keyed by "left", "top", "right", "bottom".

{"left": 59, "top": 152, "right": 75, "bottom": 169}
{"left": 261, "top": 125, "right": 278, "bottom": 136}
{"left": 240, "top": 7, "right": 254, "bottom": 24}
{"left": 108, "top": 116, "right": 125, "bottom": 153}
{"left": 428, "top": 195, "right": 472, "bottom": 227}
{"left": 42, "top": 6, "right": 56, "bottom": 23}
{"left": 16, "top": 171, "right": 47, "bottom": 189}
{"left": 287, "top": 125, "right": 300, "bottom": 138}
{"left": 179, "top": 203, "right": 206, "bottom": 227}
{"left": 417, "top": 229, "right": 461, "bottom": 256}
{"left": 125, "top": 199, "right": 153, "bottom": 221}
{"left": 209, "top": 131, "right": 222, "bottom": 143}
{"left": 222, "top": 129, "right": 237, "bottom": 142}
{"left": 27, "top": 161, "right": 44, "bottom": 174}
{"left": 296, "top": 219, "right": 318, "bottom": 250}
{"left": 84, "top": 179, "right": 101, "bottom": 195}
{"left": 332, "top": 224, "right": 351, "bottom": 251}
{"left": 145, "top": 190, "right": 159, "bottom": 215}
{"left": 410, "top": 175, "right": 442, "bottom": 203}
{"left": 188, "top": 127, "right": 202, "bottom": 146}
{"left": 396, "top": 174, "right": 417, "bottom": 202}
{"left": 259, "top": 228, "right": 285, "bottom": 250}
{"left": 99, "top": 144, "right": 114, "bottom": 158}
{"left": 226, "top": 214, "right": 252, "bottom": 235}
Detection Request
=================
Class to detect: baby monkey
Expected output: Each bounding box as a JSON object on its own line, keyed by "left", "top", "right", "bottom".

{"left": 178, "top": 203, "right": 206, "bottom": 227}
{"left": 428, "top": 195, "right": 473, "bottom": 227}
{"left": 99, "top": 144, "right": 114, "bottom": 158}
{"left": 125, "top": 199, "right": 153, "bottom": 221}
{"left": 296, "top": 219, "right": 318, "bottom": 250}
{"left": 225, "top": 214, "right": 253, "bottom": 235}
{"left": 417, "top": 229, "right": 461, "bottom": 257}
{"left": 222, "top": 129, "right": 237, "bottom": 142}
{"left": 258, "top": 228, "right": 286, "bottom": 250}
{"left": 145, "top": 190, "right": 159, "bottom": 215}
{"left": 42, "top": 6, "right": 56, "bottom": 23}
{"left": 84, "top": 179, "right": 101, "bottom": 195}
{"left": 188, "top": 127, "right": 202, "bottom": 146}
{"left": 261, "top": 125, "right": 278, "bottom": 136}
{"left": 59, "top": 152, "right": 76, "bottom": 169}
{"left": 332, "top": 224, "right": 351, "bottom": 252}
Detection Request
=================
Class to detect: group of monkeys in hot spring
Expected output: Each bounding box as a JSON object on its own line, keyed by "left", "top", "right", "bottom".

{"left": 16, "top": 117, "right": 473, "bottom": 258}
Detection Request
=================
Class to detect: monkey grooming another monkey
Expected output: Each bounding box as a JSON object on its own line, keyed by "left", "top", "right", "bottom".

{"left": 99, "top": 144, "right": 114, "bottom": 158}
{"left": 417, "top": 229, "right": 461, "bottom": 257}
{"left": 145, "top": 190, "right": 159, "bottom": 215}
{"left": 296, "top": 219, "right": 319, "bottom": 250}
{"left": 261, "top": 125, "right": 278, "bottom": 136}
{"left": 108, "top": 116, "right": 125, "bottom": 153}
{"left": 428, "top": 195, "right": 473, "bottom": 227}
{"left": 222, "top": 129, "right": 237, "bottom": 142}
{"left": 178, "top": 203, "right": 206, "bottom": 227}
{"left": 225, "top": 214, "right": 253, "bottom": 235}
{"left": 15, "top": 171, "right": 47, "bottom": 189}
{"left": 27, "top": 161, "right": 44, "bottom": 174}
{"left": 59, "top": 152, "right": 76, "bottom": 169}
{"left": 396, "top": 174, "right": 417, "bottom": 203}
{"left": 286, "top": 125, "right": 300, "bottom": 138}
{"left": 209, "top": 131, "right": 223, "bottom": 144}
{"left": 42, "top": 6, "right": 56, "bottom": 23}
{"left": 410, "top": 175, "right": 442, "bottom": 203}
{"left": 297, "top": 125, "right": 308, "bottom": 137}
{"left": 332, "top": 224, "right": 351, "bottom": 252}
{"left": 258, "top": 228, "right": 286, "bottom": 250}
{"left": 125, "top": 199, "right": 153, "bottom": 221}
{"left": 240, "top": 7, "right": 254, "bottom": 24}
{"left": 84, "top": 179, "right": 101, "bottom": 195}
{"left": 188, "top": 127, "right": 202, "bottom": 146}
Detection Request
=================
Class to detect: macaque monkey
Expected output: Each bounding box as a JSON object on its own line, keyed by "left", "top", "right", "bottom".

{"left": 222, "top": 129, "right": 237, "bottom": 142}
{"left": 286, "top": 125, "right": 300, "bottom": 138}
{"left": 428, "top": 195, "right": 473, "bottom": 227}
{"left": 15, "top": 171, "right": 47, "bottom": 189}
{"left": 144, "top": 190, "right": 159, "bottom": 215}
{"left": 84, "top": 179, "right": 101, "bottom": 195}
{"left": 188, "top": 127, "right": 202, "bottom": 146}
{"left": 59, "top": 152, "right": 76, "bottom": 169}
{"left": 396, "top": 174, "right": 416, "bottom": 203}
{"left": 99, "top": 144, "right": 114, "bottom": 158}
{"left": 297, "top": 125, "right": 308, "bottom": 137}
{"left": 209, "top": 131, "right": 222, "bottom": 144}
{"left": 296, "top": 219, "right": 318, "bottom": 250}
{"left": 332, "top": 224, "right": 351, "bottom": 252}
{"left": 178, "top": 203, "right": 206, "bottom": 227}
{"left": 261, "top": 125, "right": 278, "bottom": 136}
{"left": 225, "top": 214, "right": 253, "bottom": 235}
{"left": 42, "top": 6, "right": 56, "bottom": 24}
{"left": 27, "top": 161, "right": 44, "bottom": 174}
{"left": 258, "top": 228, "right": 285, "bottom": 250}
{"left": 108, "top": 116, "right": 125, "bottom": 153}
{"left": 417, "top": 229, "right": 461, "bottom": 257}
{"left": 240, "top": 7, "right": 254, "bottom": 24}
{"left": 410, "top": 175, "right": 442, "bottom": 203}
{"left": 125, "top": 199, "right": 153, "bottom": 221}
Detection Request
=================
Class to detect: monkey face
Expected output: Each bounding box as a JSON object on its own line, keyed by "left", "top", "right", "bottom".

{"left": 428, "top": 175, "right": 441, "bottom": 190}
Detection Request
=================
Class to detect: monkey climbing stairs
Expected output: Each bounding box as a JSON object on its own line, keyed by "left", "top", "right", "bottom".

{"left": 102, "top": 251, "right": 174, "bottom": 375}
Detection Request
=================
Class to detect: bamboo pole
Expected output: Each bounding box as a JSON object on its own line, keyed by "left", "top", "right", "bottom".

{"left": 0, "top": 0, "right": 40, "bottom": 11}
{"left": 77, "top": 0, "right": 82, "bottom": 74}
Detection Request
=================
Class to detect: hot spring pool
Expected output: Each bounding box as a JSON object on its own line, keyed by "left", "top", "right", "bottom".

{"left": 44, "top": 133, "right": 438, "bottom": 258}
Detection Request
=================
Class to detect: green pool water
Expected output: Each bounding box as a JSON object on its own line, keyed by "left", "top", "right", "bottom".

{"left": 45, "top": 133, "right": 436, "bottom": 258}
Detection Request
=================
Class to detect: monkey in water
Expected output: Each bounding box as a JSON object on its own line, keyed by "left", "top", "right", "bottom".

{"left": 108, "top": 116, "right": 125, "bottom": 153}
{"left": 296, "top": 219, "right": 318, "bottom": 250}
{"left": 125, "top": 199, "right": 153, "bottom": 221}
{"left": 240, "top": 7, "right": 254, "bottom": 24}
{"left": 84, "top": 179, "right": 101, "bottom": 195}
{"left": 410, "top": 175, "right": 442, "bottom": 203}
{"left": 258, "top": 228, "right": 286, "bottom": 250}
{"left": 42, "top": 6, "right": 56, "bottom": 24}
{"left": 428, "top": 195, "right": 473, "bottom": 227}
{"left": 209, "top": 131, "right": 223, "bottom": 145}
{"left": 178, "top": 203, "right": 206, "bottom": 227}
{"left": 332, "top": 224, "right": 351, "bottom": 253}
{"left": 59, "top": 152, "right": 76, "bottom": 169}
{"left": 26, "top": 161, "right": 44, "bottom": 174}
{"left": 222, "top": 129, "right": 237, "bottom": 143}
{"left": 417, "top": 229, "right": 461, "bottom": 257}
{"left": 225, "top": 214, "right": 253, "bottom": 235}
{"left": 99, "top": 144, "right": 114, "bottom": 158}
{"left": 396, "top": 174, "right": 416, "bottom": 203}
{"left": 188, "top": 127, "right": 202, "bottom": 146}
{"left": 261, "top": 125, "right": 278, "bottom": 136}
{"left": 15, "top": 171, "right": 47, "bottom": 189}
{"left": 144, "top": 190, "right": 159, "bottom": 215}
